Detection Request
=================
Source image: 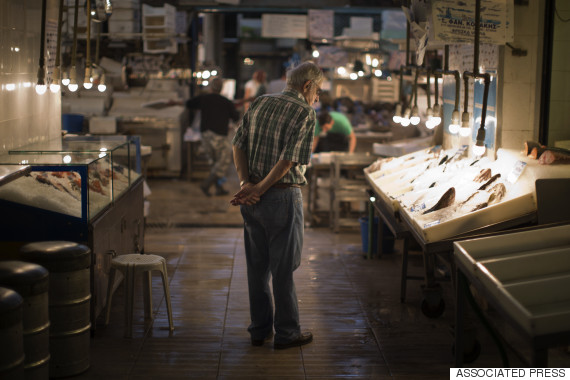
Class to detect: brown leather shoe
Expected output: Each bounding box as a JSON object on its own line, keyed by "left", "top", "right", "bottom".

{"left": 274, "top": 332, "right": 313, "bottom": 349}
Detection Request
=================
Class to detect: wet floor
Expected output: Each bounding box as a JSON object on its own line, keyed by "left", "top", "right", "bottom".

{"left": 76, "top": 174, "right": 570, "bottom": 379}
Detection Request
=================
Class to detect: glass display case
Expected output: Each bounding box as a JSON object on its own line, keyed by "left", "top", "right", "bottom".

{"left": 9, "top": 135, "right": 141, "bottom": 204}
{"left": 0, "top": 153, "right": 117, "bottom": 221}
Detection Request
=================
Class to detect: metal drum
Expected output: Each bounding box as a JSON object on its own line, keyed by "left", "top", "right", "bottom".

{"left": 20, "top": 241, "right": 91, "bottom": 378}
{"left": 0, "top": 261, "right": 50, "bottom": 380}
{"left": 0, "top": 287, "right": 25, "bottom": 380}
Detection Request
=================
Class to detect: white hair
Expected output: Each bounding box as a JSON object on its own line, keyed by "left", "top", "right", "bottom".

{"left": 286, "top": 61, "right": 323, "bottom": 91}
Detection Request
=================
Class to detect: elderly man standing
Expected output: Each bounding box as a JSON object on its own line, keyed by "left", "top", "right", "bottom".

{"left": 230, "top": 61, "right": 323, "bottom": 349}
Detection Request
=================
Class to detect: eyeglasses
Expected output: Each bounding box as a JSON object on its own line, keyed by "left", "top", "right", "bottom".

{"left": 312, "top": 81, "right": 322, "bottom": 97}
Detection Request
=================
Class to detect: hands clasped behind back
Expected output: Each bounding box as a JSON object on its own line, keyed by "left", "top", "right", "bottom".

{"left": 230, "top": 182, "right": 262, "bottom": 206}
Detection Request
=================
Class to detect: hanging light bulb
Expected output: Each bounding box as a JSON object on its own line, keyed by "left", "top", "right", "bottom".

{"left": 392, "top": 104, "right": 402, "bottom": 124}
{"left": 400, "top": 107, "right": 411, "bottom": 127}
{"left": 425, "top": 107, "right": 436, "bottom": 129}
{"left": 83, "top": 0, "right": 93, "bottom": 89}
{"left": 459, "top": 111, "right": 471, "bottom": 136}
{"left": 312, "top": 49, "right": 319, "bottom": 58}
{"left": 36, "top": 0, "right": 47, "bottom": 95}
{"left": 410, "top": 105, "right": 420, "bottom": 125}
{"left": 69, "top": 0, "right": 79, "bottom": 92}
{"left": 431, "top": 104, "right": 442, "bottom": 126}
{"left": 449, "top": 109, "right": 460, "bottom": 134}
{"left": 473, "top": 120, "right": 487, "bottom": 156}
{"left": 98, "top": 73, "right": 106, "bottom": 92}
{"left": 374, "top": 69, "right": 382, "bottom": 77}
{"left": 36, "top": 67, "right": 47, "bottom": 95}
{"left": 84, "top": 67, "right": 93, "bottom": 89}
{"left": 51, "top": 0, "right": 64, "bottom": 94}
{"left": 62, "top": 71, "right": 70, "bottom": 86}
{"left": 68, "top": 66, "right": 79, "bottom": 92}
{"left": 50, "top": 66, "right": 61, "bottom": 93}
{"left": 473, "top": 141, "right": 486, "bottom": 156}
{"left": 349, "top": 72, "right": 358, "bottom": 80}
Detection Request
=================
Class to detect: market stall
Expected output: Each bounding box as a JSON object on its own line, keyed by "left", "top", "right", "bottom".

{"left": 365, "top": 145, "right": 570, "bottom": 317}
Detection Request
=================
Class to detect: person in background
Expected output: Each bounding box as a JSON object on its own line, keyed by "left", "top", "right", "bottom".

{"left": 312, "top": 110, "right": 357, "bottom": 153}
{"left": 243, "top": 69, "right": 267, "bottom": 111}
{"left": 266, "top": 66, "right": 287, "bottom": 94}
{"left": 230, "top": 61, "right": 323, "bottom": 350}
{"left": 179, "top": 77, "right": 240, "bottom": 196}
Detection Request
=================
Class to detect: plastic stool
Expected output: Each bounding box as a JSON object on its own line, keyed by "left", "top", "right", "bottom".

{"left": 104, "top": 254, "right": 174, "bottom": 338}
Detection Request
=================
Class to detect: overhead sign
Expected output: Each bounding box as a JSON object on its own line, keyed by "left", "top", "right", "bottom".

{"left": 308, "top": 9, "right": 334, "bottom": 41}
{"left": 430, "top": 0, "right": 514, "bottom": 44}
{"left": 261, "top": 14, "right": 307, "bottom": 39}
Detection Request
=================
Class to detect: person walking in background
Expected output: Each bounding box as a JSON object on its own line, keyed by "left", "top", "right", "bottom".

{"left": 230, "top": 61, "right": 323, "bottom": 349}
{"left": 243, "top": 69, "right": 267, "bottom": 111}
{"left": 181, "top": 77, "right": 240, "bottom": 196}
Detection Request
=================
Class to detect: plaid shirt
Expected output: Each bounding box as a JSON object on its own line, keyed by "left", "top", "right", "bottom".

{"left": 232, "top": 89, "right": 315, "bottom": 185}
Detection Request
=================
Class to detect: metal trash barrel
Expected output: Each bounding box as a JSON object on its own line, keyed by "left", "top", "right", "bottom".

{"left": 20, "top": 241, "right": 91, "bottom": 378}
{"left": 0, "top": 261, "right": 50, "bottom": 380}
{"left": 0, "top": 287, "right": 25, "bottom": 380}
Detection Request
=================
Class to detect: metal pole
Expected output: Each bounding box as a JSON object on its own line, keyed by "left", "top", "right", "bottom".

{"left": 474, "top": 0, "right": 481, "bottom": 73}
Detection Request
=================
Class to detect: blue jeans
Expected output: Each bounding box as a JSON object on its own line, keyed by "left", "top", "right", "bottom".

{"left": 240, "top": 187, "right": 304, "bottom": 344}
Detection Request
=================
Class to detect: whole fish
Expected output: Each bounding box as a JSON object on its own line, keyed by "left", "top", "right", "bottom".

{"left": 423, "top": 187, "right": 455, "bottom": 215}
{"left": 478, "top": 173, "right": 501, "bottom": 191}
{"left": 473, "top": 168, "right": 492, "bottom": 182}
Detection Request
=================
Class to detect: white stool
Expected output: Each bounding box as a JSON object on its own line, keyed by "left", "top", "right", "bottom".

{"left": 105, "top": 254, "right": 174, "bottom": 338}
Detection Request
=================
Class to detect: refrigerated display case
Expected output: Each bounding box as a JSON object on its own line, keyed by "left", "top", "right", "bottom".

{"left": 0, "top": 138, "right": 145, "bottom": 324}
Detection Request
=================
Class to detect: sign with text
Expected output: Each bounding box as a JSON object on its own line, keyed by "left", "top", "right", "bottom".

{"left": 262, "top": 14, "right": 307, "bottom": 39}
{"left": 431, "top": 0, "right": 514, "bottom": 44}
{"left": 308, "top": 9, "right": 334, "bottom": 41}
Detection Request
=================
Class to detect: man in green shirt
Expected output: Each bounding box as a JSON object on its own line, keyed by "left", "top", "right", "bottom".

{"left": 230, "top": 61, "right": 323, "bottom": 349}
{"left": 312, "top": 110, "right": 357, "bottom": 153}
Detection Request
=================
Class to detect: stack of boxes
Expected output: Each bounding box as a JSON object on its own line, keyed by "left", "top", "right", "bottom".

{"left": 108, "top": 0, "right": 141, "bottom": 36}
{"left": 142, "top": 3, "right": 177, "bottom": 54}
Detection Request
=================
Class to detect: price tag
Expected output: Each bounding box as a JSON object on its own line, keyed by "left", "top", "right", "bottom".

{"left": 454, "top": 145, "right": 468, "bottom": 158}
{"left": 411, "top": 203, "right": 426, "bottom": 212}
{"left": 424, "top": 220, "right": 441, "bottom": 228}
{"left": 507, "top": 161, "right": 527, "bottom": 184}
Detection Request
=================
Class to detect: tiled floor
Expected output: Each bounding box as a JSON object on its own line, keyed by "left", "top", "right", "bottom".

{"left": 74, "top": 176, "right": 570, "bottom": 379}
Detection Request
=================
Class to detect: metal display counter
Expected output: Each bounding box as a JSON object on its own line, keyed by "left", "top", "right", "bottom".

{"left": 363, "top": 147, "right": 570, "bottom": 318}
{"left": 454, "top": 223, "right": 570, "bottom": 367}
{"left": 366, "top": 170, "right": 536, "bottom": 317}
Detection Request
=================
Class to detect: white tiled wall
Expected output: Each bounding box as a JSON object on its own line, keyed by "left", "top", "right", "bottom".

{"left": 499, "top": 0, "right": 543, "bottom": 150}
{"left": 0, "top": 0, "right": 61, "bottom": 155}
{"left": 548, "top": 0, "right": 570, "bottom": 146}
